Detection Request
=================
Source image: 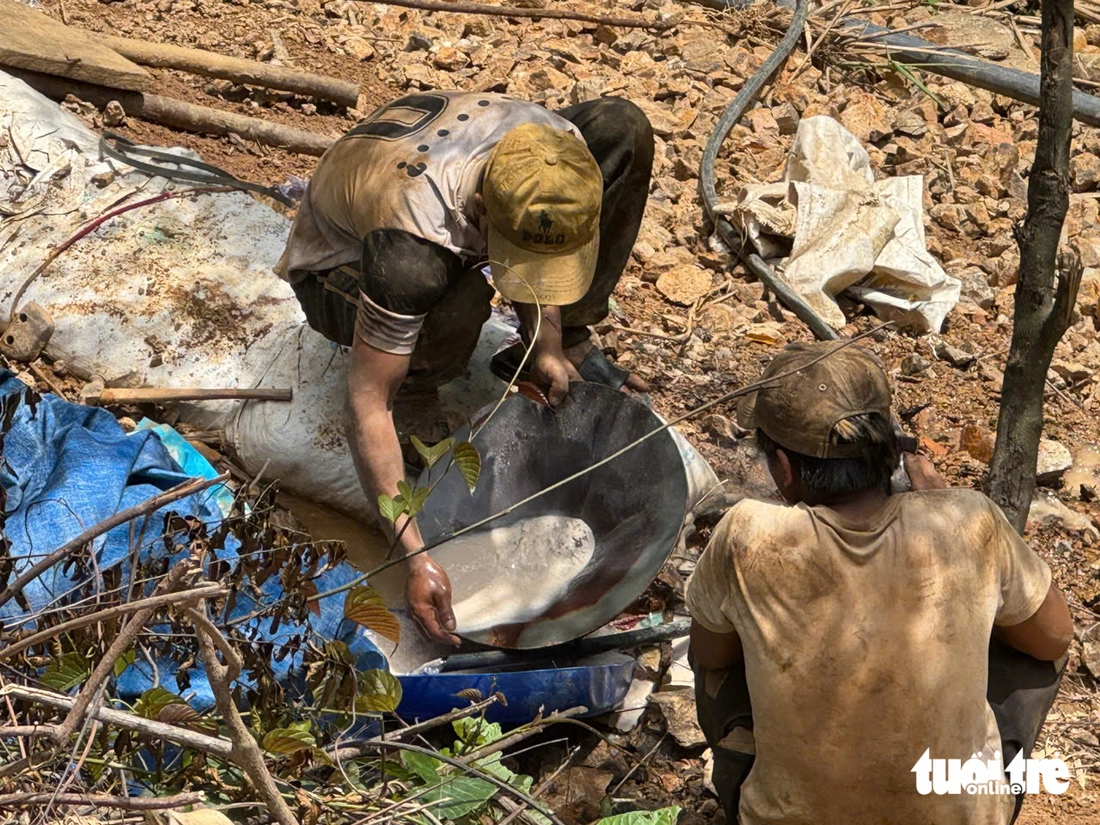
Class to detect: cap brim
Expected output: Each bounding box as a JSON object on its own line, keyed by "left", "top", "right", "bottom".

{"left": 735, "top": 391, "right": 759, "bottom": 431}
{"left": 487, "top": 223, "right": 599, "bottom": 306}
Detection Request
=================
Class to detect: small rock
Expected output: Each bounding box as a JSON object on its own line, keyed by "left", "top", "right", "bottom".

{"left": 1050, "top": 359, "right": 1092, "bottom": 384}
{"left": 656, "top": 264, "right": 711, "bottom": 306}
{"left": 405, "top": 31, "right": 433, "bottom": 51}
{"left": 839, "top": 91, "right": 893, "bottom": 143}
{"left": 527, "top": 66, "right": 571, "bottom": 93}
{"left": 91, "top": 170, "right": 115, "bottom": 188}
{"left": 432, "top": 46, "right": 469, "bottom": 71}
{"left": 1070, "top": 152, "right": 1100, "bottom": 191}
{"left": 748, "top": 108, "right": 779, "bottom": 139}
{"left": 702, "top": 413, "right": 738, "bottom": 442}
{"left": 634, "top": 98, "right": 681, "bottom": 139}
{"left": 933, "top": 340, "right": 976, "bottom": 369}
{"left": 970, "top": 101, "right": 995, "bottom": 124}
{"left": 1036, "top": 439, "right": 1073, "bottom": 485}
{"left": 900, "top": 352, "right": 929, "bottom": 377}
{"left": 959, "top": 423, "right": 995, "bottom": 463}
{"left": 1028, "top": 492, "right": 1098, "bottom": 537}
{"left": 102, "top": 100, "right": 126, "bottom": 127}
{"left": 542, "top": 767, "right": 612, "bottom": 824}
{"left": 893, "top": 108, "right": 927, "bottom": 138}
{"left": 978, "top": 361, "right": 1005, "bottom": 392}
{"left": 581, "top": 740, "right": 631, "bottom": 776}
{"left": 1082, "top": 623, "right": 1100, "bottom": 680}
{"left": 957, "top": 267, "right": 996, "bottom": 310}
{"left": 343, "top": 36, "right": 375, "bottom": 61}
{"left": 772, "top": 102, "right": 800, "bottom": 135}
{"left": 462, "top": 17, "right": 493, "bottom": 37}
{"left": 649, "top": 689, "right": 708, "bottom": 749}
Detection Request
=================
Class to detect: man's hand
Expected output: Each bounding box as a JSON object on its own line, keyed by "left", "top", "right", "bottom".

{"left": 529, "top": 349, "right": 582, "bottom": 406}
{"left": 903, "top": 453, "right": 948, "bottom": 491}
{"left": 405, "top": 555, "right": 460, "bottom": 646}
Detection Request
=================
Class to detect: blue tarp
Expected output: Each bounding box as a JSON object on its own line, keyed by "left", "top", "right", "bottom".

{"left": 0, "top": 371, "right": 386, "bottom": 711}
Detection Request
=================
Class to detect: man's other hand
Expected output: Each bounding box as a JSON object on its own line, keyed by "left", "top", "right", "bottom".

{"left": 903, "top": 453, "right": 948, "bottom": 491}
{"left": 530, "top": 350, "right": 581, "bottom": 406}
{"left": 405, "top": 555, "right": 460, "bottom": 646}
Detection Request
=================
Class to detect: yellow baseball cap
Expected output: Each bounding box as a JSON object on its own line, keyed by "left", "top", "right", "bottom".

{"left": 482, "top": 123, "right": 602, "bottom": 306}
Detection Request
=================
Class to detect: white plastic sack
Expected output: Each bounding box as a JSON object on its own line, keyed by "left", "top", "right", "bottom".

{"left": 727, "top": 115, "right": 960, "bottom": 333}
{"left": 0, "top": 72, "right": 718, "bottom": 524}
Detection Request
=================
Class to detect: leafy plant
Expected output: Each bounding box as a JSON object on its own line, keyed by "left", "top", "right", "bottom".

{"left": 262, "top": 721, "right": 316, "bottom": 756}
{"left": 41, "top": 652, "right": 89, "bottom": 692}
{"left": 595, "top": 807, "right": 683, "bottom": 825}
{"left": 343, "top": 584, "right": 401, "bottom": 643}
{"left": 355, "top": 668, "right": 403, "bottom": 713}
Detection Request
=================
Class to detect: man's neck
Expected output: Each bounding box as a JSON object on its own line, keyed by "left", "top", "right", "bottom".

{"left": 800, "top": 487, "right": 891, "bottom": 521}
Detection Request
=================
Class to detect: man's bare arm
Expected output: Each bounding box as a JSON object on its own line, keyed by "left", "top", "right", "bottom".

{"left": 995, "top": 583, "right": 1074, "bottom": 662}
{"left": 690, "top": 619, "right": 744, "bottom": 671}
{"left": 346, "top": 338, "right": 459, "bottom": 645}
{"left": 513, "top": 303, "right": 580, "bottom": 406}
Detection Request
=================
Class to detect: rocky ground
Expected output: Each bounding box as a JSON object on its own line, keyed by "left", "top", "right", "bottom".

{"left": 17, "top": 0, "right": 1100, "bottom": 820}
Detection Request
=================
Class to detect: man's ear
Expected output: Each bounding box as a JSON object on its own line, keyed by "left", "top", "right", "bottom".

{"left": 775, "top": 448, "right": 796, "bottom": 491}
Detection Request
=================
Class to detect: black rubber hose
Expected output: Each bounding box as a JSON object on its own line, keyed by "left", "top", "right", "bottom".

{"left": 698, "top": 0, "right": 841, "bottom": 341}
{"left": 694, "top": 0, "right": 1100, "bottom": 127}
{"left": 438, "top": 618, "right": 691, "bottom": 673}
{"left": 100, "top": 133, "right": 295, "bottom": 207}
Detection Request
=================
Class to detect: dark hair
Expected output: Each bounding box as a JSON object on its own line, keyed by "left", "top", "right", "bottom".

{"left": 756, "top": 412, "right": 900, "bottom": 497}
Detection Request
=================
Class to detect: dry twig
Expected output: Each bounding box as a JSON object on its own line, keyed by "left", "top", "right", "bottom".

{"left": 362, "top": 0, "right": 680, "bottom": 29}
{"left": 185, "top": 604, "right": 300, "bottom": 825}
{"left": 0, "top": 791, "right": 202, "bottom": 810}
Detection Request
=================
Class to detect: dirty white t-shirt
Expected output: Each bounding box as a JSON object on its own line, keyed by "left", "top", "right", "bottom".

{"left": 686, "top": 489, "right": 1051, "bottom": 825}
{"left": 274, "top": 91, "right": 581, "bottom": 281}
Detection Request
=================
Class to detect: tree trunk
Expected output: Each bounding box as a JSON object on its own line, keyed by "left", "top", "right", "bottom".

{"left": 988, "top": 0, "right": 1081, "bottom": 533}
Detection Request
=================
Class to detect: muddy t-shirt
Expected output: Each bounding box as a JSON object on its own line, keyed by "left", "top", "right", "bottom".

{"left": 686, "top": 489, "right": 1051, "bottom": 825}
{"left": 274, "top": 91, "right": 582, "bottom": 281}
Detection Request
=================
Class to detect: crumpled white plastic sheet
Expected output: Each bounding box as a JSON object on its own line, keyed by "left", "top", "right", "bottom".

{"left": 725, "top": 115, "right": 961, "bottom": 333}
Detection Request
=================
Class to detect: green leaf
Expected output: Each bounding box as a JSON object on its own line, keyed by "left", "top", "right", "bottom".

{"left": 377, "top": 493, "right": 405, "bottom": 524}
{"left": 112, "top": 649, "right": 135, "bottom": 680}
{"left": 593, "top": 807, "right": 682, "bottom": 825}
{"left": 157, "top": 702, "right": 217, "bottom": 735}
{"left": 403, "top": 750, "right": 442, "bottom": 785}
{"left": 41, "top": 652, "right": 89, "bottom": 692}
{"left": 453, "top": 442, "right": 481, "bottom": 493}
{"left": 134, "top": 686, "right": 187, "bottom": 719}
{"left": 411, "top": 435, "right": 454, "bottom": 469}
{"left": 453, "top": 715, "right": 503, "bottom": 748}
{"left": 420, "top": 776, "right": 497, "bottom": 818}
{"left": 262, "top": 727, "right": 316, "bottom": 756}
{"left": 469, "top": 751, "right": 521, "bottom": 786}
{"left": 396, "top": 481, "right": 430, "bottom": 517}
{"left": 344, "top": 585, "right": 401, "bottom": 643}
{"left": 355, "top": 668, "right": 403, "bottom": 713}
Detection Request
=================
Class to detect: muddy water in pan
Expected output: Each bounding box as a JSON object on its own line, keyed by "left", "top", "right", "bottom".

{"left": 432, "top": 515, "right": 597, "bottom": 634}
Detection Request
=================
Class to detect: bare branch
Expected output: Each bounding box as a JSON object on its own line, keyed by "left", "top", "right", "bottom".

{"left": 0, "top": 584, "right": 227, "bottom": 663}
{"left": 0, "top": 684, "right": 234, "bottom": 758}
{"left": 353, "top": 0, "right": 679, "bottom": 30}
{"left": 189, "top": 603, "right": 299, "bottom": 825}
{"left": 0, "top": 791, "right": 202, "bottom": 810}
